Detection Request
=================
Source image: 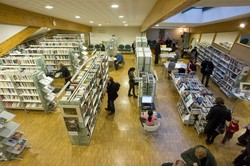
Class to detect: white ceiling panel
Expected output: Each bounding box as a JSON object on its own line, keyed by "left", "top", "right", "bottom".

{"left": 0, "top": 0, "right": 157, "bottom": 27}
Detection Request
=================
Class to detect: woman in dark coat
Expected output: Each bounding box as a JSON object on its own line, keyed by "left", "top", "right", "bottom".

{"left": 204, "top": 97, "right": 232, "bottom": 144}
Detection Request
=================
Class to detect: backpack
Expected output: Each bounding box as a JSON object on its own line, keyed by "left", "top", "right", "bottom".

{"left": 114, "top": 82, "right": 120, "bottom": 92}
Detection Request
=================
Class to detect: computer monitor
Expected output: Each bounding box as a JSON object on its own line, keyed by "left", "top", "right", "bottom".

{"left": 240, "top": 82, "right": 250, "bottom": 93}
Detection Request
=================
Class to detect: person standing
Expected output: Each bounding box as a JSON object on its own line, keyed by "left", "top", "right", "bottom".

{"left": 56, "top": 62, "right": 71, "bottom": 88}
{"left": 154, "top": 42, "right": 161, "bottom": 64}
{"left": 187, "top": 59, "right": 197, "bottom": 74}
{"left": 165, "top": 37, "right": 172, "bottom": 47}
{"left": 201, "top": 58, "right": 214, "bottom": 87}
{"left": 237, "top": 124, "right": 250, "bottom": 146}
{"left": 181, "top": 145, "right": 217, "bottom": 166}
{"left": 132, "top": 41, "right": 136, "bottom": 55}
{"left": 221, "top": 117, "right": 239, "bottom": 144}
{"left": 204, "top": 97, "right": 232, "bottom": 145}
{"left": 128, "top": 67, "right": 137, "bottom": 98}
{"left": 190, "top": 46, "right": 198, "bottom": 61}
{"left": 105, "top": 77, "right": 119, "bottom": 115}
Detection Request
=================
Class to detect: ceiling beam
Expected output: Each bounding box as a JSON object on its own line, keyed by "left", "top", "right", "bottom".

{"left": 0, "top": 3, "right": 91, "bottom": 33}
{"left": 140, "top": 0, "right": 200, "bottom": 32}
{"left": 190, "top": 17, "right": 250, "bottom": 34}
{"left": 0, "top": 26, "right": 39, "bottom": 57}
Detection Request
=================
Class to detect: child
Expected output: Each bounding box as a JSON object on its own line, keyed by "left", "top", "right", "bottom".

{"left": 222, "top": 117, "right": 239, "bottom": 144}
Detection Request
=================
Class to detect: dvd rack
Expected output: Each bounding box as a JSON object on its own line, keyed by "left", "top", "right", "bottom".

{"left": 59, "top": 51, "right": 109, "bottom": 145}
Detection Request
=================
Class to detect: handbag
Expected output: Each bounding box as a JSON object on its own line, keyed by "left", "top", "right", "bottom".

{"left": 215, "top": 109, "right": 229, "bottom": 134}
{"left": 215, "top": 123, "right": 228, "bottom": 134}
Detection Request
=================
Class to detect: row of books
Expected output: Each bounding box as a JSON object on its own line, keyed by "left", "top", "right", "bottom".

{"left": 44, "top": 55, "right": 69, "bottom": 60}
{"left": 40, "top": 42, "right": 79, "bottom": 46}
{"left": 0, "top": 82, "right": 14, "bottom": 88}
{"left": 12, "top": 75, "right": 33, "bottom": 81}
{"left": 19, "top": 89, "right": 38, "bottom": 95}
{"left": 0, "top": 88, "right": 17, "bottom": 94}
{"left": 26, "top": 48, "right": 70, "bottom": 55}
{"left": 25, "top": 103, "right": 43, "bottom": 108}
{"left": 2, "top": 102, "right": 21, "bottom": 107}
{"left": 22, "top": 96, "right": 40, "bottom": 101}
{"left": 0, "top": 58, "right": 37, "bottom": 65}
{"left": 0, "top": 75, "right": 11, "bottom": 81}
{"left": 15, "top": 82, "right": 35, "bottom": 88}
{"left": 2, "top": 96, "right": 20, "bottom": 101}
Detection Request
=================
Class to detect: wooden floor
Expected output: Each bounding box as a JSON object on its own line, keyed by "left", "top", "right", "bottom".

{"left": 2, "top": 54, "right": 250, "bottom": 166}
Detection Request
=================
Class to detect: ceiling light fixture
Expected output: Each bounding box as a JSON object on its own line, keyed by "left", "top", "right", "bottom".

{"left": 75, "top": 16, "right": 80, "bottom": 19}
{"left": 98, "top": 24, "right": 102, "bottom": 26}
{"left": 122, "top": 21, "right": 126, "bottom": 23}
{"left": 119, "top": 16, "right": 124, "bottom": 18}
{"left": 155, "top": 24, "right": 159, "bottom": 27}
{"left": 240, "top": 23, "right": 246, "bottom": 28}
{"left": 45, "top": 5, "right": 53, "bottom": 9}
{"left": 90, "top": 21, "right": 94, "bottom": 23}
{"left": 111, "top": 4, "right": 119, "bottom": 8}
{"left": 124, "top": 24, "right": 128, "bottom": 26}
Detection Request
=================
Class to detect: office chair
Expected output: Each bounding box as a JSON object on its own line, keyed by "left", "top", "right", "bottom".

{"left": 142, "top": 121, "right": 160, "bottom": 140}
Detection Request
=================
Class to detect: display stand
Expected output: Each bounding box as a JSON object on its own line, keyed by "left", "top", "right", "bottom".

{"left": 58, "top": 51, "right": 109, "bottom": 145}
{"left": 171, "top": 73, "right": 214, "bottom": 134}
{"left": 0, "top": 110, "right": 31, "bottom": 161}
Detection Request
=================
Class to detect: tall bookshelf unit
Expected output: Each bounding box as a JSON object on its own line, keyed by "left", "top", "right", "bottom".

{"left": 0, "top": 70, "right": 56, "bottom": 113}
{"left": 196, "top": 42, "right": 250, "bottom": 97}
{"left": 0, "top": 110, "right": 30, "bottom": 161}
{"left": 59, "top": 52, "right": 109, "bottom": 145}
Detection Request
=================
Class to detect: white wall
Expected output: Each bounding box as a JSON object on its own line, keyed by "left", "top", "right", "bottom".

{"left": 200, "top": 33, "right": 215, "bottom": 44}
{"left": 214, "top": 31, "right": 239, "bottom": 45}
{"left": 146, "top": 28, "right": 188, "bottom": 41}
{"left": 0, "top": 24, "right": 27, "bottom": 43}
{"left": 91, "top": 27, "right": 140, "bottom": 45}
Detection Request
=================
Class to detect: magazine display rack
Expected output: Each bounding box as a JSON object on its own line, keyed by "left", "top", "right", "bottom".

{"left": 0, "top": 110, "right": 30, "bottom": 161}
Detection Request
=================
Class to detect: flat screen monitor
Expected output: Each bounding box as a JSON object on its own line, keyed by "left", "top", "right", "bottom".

{"left": 240, "top": 82, "right": 250, "bottom": 93}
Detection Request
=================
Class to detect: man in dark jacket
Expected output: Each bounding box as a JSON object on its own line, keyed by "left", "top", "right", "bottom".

{"left": 106, "top": 77, "right": 118, "bottom": 115}
{"left": 154, "top": 43, "right": 161, "bottom": 64}
{"left": 181, "top": 145, "right": 217, "bottom": 166}
{"left": 201, "top": 59, "right": 214, "bottom": 87}
{"left": 204, "top": 97, "right": 232, "bottom": 145}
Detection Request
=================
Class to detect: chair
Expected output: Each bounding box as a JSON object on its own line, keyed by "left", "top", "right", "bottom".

{"left": 95, "top": 44, "right": 101, "bottom": 51}
{"left": 118, "top": 44, "right": 125, "bottom": 52}
{"left": 142, "top": 121, "right": 160, "bottom": 140}
{"left": 124, "top": 44, "right": 131, "bottom": 53}
{"left": 86, "top": 44, "right": 94, "bottom": 51}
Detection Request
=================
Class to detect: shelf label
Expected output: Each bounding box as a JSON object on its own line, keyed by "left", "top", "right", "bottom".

{"left": 68, "top": 131, "right": 78, "bottom": 136}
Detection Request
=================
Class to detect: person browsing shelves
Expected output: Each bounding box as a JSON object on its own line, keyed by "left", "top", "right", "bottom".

{"left": 114, "top": 53, "right": 124, "bottom": 70}
{"left": 56, "top": 62, "right": 71, "bottom": 88}
{"left": 140, "top": 110, "right": 158, "bottom": 126}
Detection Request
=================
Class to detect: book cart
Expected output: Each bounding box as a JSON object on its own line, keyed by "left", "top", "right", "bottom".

{"left": 58, "top": 51, "right": 109, "bottom": 145}
{"left": 171, "top": 73, "right": 215, "bottom": 135}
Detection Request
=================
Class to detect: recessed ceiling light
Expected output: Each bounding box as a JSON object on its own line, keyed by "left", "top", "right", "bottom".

{"left": 98, "top": 24, "right": 102, "bottom": 26}
{"left": 45, "top": 5, "right": 53, "bottom": 9}
{"left": 119, "top": 16, "right": 124, "bottom": 18}
{"left": 240, "top": 23, "right": 246, "bottom": 28}
{"left": 155, "top": 24, "right": 159, "bottom": 27}
{"left": 111, "top": 4, "right": 119, "bottom": 8}
{"left": 90, "top": 21, "right": 94, "bottom": 23}
{"left": 75, "top": 16, "right": 80, "bottom": 19}
{"left": 47, "top": 28, "right": 51, "bottom": 31}
{"left": 122, "top": 21, "right": 126, "bottom": 23}
{"left": 124, "top": 24, "right": 128, "bottom": 26}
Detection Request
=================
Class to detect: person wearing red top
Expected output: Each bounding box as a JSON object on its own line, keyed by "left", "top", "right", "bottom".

{"left": 140, "top": 110, "right": 158, "bottom": 126}
{"left": 222, "top": 117, "right": 240, "bottom": 144}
